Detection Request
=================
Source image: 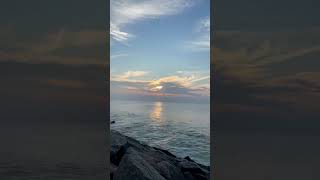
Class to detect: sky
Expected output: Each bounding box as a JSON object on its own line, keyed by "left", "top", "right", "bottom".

{"left": 110, "top": 0, "right": 210, "bottom": 103}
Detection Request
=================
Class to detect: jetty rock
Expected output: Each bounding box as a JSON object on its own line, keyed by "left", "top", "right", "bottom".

{"left": 110, "top": 130, "right": 210, "bottom": 180}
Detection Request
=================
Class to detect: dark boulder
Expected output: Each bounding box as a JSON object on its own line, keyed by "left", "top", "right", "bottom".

{"left": 113, "top": 148, "right": 166, "bottom": 180}
{"left": 155, "top": 161, "right": 185, "bottom": 180}
{"left": 110, "top": 130, "right": 210, "bottom": 180}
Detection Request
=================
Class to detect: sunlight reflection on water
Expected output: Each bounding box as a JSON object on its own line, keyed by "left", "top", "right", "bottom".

{"left": 150, "top": 102, "right": 163, "bottom": 122}
{"left": 111, "top": 100, "right": 210, "bottom": 165}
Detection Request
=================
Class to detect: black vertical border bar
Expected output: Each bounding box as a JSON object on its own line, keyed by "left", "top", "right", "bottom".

{"left": 106, "top": 0, "right": 111, "bottom": 179}
{"left": 210, "top": 0, "right": 216, "bottom": 179}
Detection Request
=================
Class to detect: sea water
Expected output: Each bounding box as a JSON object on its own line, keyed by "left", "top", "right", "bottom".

{"left": 110, "top": 99, "right": 210, "bottom": 166}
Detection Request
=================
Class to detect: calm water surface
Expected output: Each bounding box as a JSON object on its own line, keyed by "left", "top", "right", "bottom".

{"left": 111, "top": 100, "right": 210, "bottom": 165}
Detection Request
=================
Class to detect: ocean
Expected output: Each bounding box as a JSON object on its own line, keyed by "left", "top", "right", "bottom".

{"left": 110, "top": 99, "right": 210, "bottom": 166}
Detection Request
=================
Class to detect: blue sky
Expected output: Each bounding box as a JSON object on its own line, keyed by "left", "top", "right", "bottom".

{"left": 110, "top": 0, "right": 210, "bottom": 102}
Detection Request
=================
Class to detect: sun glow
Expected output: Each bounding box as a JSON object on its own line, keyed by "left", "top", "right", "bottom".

{"left": 155, "top": 86, "right": 163, "bottom": 90}
{"left": 150, "top": 85, "right": 163, "bottom": 91}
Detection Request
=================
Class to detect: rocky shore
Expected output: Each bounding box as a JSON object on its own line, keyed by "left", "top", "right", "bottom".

{"left": 111, "top": 130, "right": 210, "bottom": 180}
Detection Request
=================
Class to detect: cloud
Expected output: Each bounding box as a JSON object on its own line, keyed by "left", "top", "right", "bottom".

{"left": 186, "top": 40, "right": 210, "bottom": 51}
{"left": 185, "top": 16, "right": 210, "bottom": 51}
{"left": 195, "top": 16, "right": 210, "bottom": 33}
{"left": 148, "top": 73, "right": 210, "bottom": 86}
{"left": 111, "top": 71, "right": 210, "bottom": 100}
{"left": 190, "top": 75, "right": 210, "bottom": 83}
{"left": 110, "top": 0, "right": 193, "bottom": 43}
{"left": 111, "top": 70, "right": 150, "bottom": 82}
{"left": 110, "top": 53, "right": 129, "bottom": 59}
{"left": 149, "top": 75, "right": 194, "bottom": 87}
{"left": 110, "top": 22, "right": 133, "bottom": 43}
{"left": 149, "top": 76, "right": 210, "bottom": 96}
{"left": 153, "top": 82, "right": 191, "bottom": 94}
{"left": 119, "top": 70, "right": 149, "bottom": 78}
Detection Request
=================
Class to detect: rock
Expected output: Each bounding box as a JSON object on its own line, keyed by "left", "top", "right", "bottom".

{"left": 156, "top": 161, "right": 185, "bottom": 180}
{"left": 183, "top": 172, "right": 196, "bottom": 180}
{"left": 110, "top": 131, "right": 129, "bottom": 165}
{"left": 178, "top": 160, "right": 210, "bottom": 180}
{"left": 154, "top": 147, "right": 176, "bottom": 158}
{"left": 110, "top": 163, "right": 117, "bottom": 180}
{"left": 178, "top": 160, "right": 203, "bottom": 173}
{"left": 184, "top": 156, "right": 196, "bottom": 162}
{"left": 110, "top": 130, "right": 210, "bottom": 180}
{"left": 113, "top": 148, "right": 166, "bottom": 180}
{"left": 183, "top": 156, "right": 210, "bottom": 174}
{"left": 193, "top": 173, "right": 210, "bottom": 180}
{"left": 198, "top": 163, "right": 210, "bottom": 172}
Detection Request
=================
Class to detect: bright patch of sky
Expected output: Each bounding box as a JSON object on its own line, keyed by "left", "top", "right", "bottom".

{"left": 110, "top": 0, "right": 210, "bottom": 102}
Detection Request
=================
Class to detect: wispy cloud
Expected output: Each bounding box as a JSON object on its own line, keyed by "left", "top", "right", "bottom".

{"left": 119, "top": 70, "right": 149, "bottom": 79}
{"left": 190, "top": 75, "right": 210, "bottom": 83}
{"left": 195, "top": 16, "right": 210, "bottom": 33}
{"left": 149, "top": 75, "right": 194, "bottom": 87}
{"left": 110, "top": 53, "right": 129, "bottom": 59}
{"left": 111, "top": 70, "right": 150, "bottom": 82}
{"left": 110, "top": 23, "right": 133, "bottom": 43}
{"left": 185, "top": 16, "right": 210, "bottom": 51}
{"left": 110, "top": 0, "right": 193, "bottom": 44}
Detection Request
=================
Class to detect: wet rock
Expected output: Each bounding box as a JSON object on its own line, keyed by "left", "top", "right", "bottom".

{"left": 113, "top": 148, "right": 166, "bottom": 180}
{"left": 110, "top": 130, "right": 210, "bottom": 180}
{"left": 156, "top": 161, "right": 185, "bottom": 180}
{"left": 110, "top": 163, "right": 117, "bottom": 180}
{"left": 185, "top": 156, "right": 196, "bottom": 162}
{"left": 178, "top": 160, "right": 203, "bottom": 173}
{"left": 110, "top": 132, "right": 129, "bottom": 166}
{"left": 154, "top": 147, "right": 176, "bottom": 158}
